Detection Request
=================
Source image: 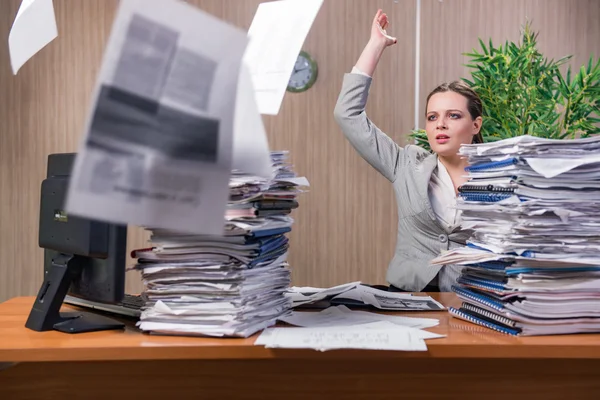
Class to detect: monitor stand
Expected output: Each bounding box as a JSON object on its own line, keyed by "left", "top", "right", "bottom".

{"left": 25, "top": 254, "right": 125, "bottom": 333}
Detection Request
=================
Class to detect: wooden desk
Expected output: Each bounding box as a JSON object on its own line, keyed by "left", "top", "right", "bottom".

{"left": 1, "top": 294, "right": 599, "bottom": 399}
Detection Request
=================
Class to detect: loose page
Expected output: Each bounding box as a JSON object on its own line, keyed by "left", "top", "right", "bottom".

{"left": 66, "top": 0, "right": 248, "bottom": 234}
{"left": 232, "top": 63, "right": 272, "bottom": 179}
{"left": 244, "top": 0, "right": 324, "bottom": 115}
{"left": 9, "top": 0, "right": 58, "bottom": 74}
{"left": 280, "top": 305, "right": 440, "bottom": 330}
{"left": 255, "top": 321, "right": 429, "bottom": 351}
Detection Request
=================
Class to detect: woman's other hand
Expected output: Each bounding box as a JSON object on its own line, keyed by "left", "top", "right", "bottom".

{"left": 371, "top": 9, "right": 397, "bottom": 47}
{"left": 354, "top": 9, "right": 397, "bottom": 77}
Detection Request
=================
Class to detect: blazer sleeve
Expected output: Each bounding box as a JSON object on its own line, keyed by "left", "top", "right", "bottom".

{"left": 333, "top": 73, "right": 403, "bottom": 182}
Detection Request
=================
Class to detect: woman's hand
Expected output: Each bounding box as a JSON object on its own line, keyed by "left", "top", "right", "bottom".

{"left": 354, "top": 9, "right": 397, "bottom": 77}
{"left": 370, "top": 9, "right": 397, "bottom": 47}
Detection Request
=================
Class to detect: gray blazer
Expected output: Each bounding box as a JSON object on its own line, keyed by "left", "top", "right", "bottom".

{"left": 333, "top": 73, "right": 468, "bottom": 291}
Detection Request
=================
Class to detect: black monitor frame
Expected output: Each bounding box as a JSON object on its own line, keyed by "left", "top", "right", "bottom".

{"left": 25, "top": 153, "right": 127, "bottom": 333}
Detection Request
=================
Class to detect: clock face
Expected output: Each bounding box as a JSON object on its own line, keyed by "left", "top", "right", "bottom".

{"left": 287, "top": 51, "right": 317, "bottom": 92}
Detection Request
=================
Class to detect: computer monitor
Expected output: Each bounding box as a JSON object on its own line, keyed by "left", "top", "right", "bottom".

{"left": 25, "top": 153, "right": 128, "bottom": 333}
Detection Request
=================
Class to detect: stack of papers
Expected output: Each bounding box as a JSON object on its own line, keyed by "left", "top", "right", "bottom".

{"left": 286, "top": 282, "right": 445, "bottom": 311}
{"left": 132, "top": 151, "right": 309, "bottom": 337}
{"left": 432, "top": 135, "right": 600, "bottom": 336}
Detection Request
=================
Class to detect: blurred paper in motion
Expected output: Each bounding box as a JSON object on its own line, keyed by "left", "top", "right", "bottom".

{"left": 244, "top": 0, "right": 324, "bottom": 115}
{"left": 9, "top": 0, "right": 58, "bottom": 74}
{"left": 66, "top": 0, "right": 248, "bottom": 234}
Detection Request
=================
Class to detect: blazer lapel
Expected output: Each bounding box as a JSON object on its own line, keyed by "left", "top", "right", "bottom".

{"left": 416, "top": 153, "right": 446, "bottom": 227}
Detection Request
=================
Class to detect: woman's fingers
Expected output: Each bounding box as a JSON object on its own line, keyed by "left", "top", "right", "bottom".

{"left": 373, "top": 9, "right": 382, "bottom": 23}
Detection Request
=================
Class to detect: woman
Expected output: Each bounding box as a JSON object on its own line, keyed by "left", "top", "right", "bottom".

{"left": 334, "top": 9, "right": 483, "bottom": 292}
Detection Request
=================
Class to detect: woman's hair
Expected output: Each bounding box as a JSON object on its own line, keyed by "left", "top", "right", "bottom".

{"left": 426, "top": 81, "right": 484, "bottom": 144}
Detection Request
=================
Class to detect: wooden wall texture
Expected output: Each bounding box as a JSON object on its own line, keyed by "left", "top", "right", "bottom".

{"left": 1, "top": 0, "right": 599, "bottom": 302}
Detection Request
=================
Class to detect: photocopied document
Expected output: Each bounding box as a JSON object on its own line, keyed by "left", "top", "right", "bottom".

{"left": 255, "top": 321, "right": 430, "bottom": 351}
{"left": 244, "top": 0, "right": 324, "bottom": 115}
{"left": 8, "top": 0, "right": 58, "bottom": 74}
{"left": 66, "top": 0, "right": 249, "bottom": 234}
{"left": 334, "top": 286, "right": 446, "bottom": 311}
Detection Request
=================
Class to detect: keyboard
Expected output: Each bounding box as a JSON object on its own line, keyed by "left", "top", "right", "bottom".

{"left": 64, "top": 294, "right": 144, "bottom": 318}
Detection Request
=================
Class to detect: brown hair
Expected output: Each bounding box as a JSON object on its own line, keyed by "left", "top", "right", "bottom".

{"left": 426, "top": 81, "right": 484, "bottom": 144}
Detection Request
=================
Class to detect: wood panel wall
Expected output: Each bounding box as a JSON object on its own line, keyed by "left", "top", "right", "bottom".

{"left": 0, "top": 0, "right": 598, "bottom": 302}
{"left": 418, "top": 0, "right": 600, "bottom": 128}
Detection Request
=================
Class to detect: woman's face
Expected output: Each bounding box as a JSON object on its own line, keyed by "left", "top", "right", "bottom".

{"left": 425, "top": 91, "right": 481, "bottom": 158}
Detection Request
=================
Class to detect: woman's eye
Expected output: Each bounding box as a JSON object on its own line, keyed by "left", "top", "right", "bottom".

{"left": 450, "top": 113, "right": 461, "bottom": 119}
{"left": 427, "top": 115, "right": 436, "bottom": 121}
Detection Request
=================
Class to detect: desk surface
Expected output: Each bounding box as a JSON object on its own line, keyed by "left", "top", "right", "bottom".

{"left": 1, "top": 293, "right": 600, "bottom": 363}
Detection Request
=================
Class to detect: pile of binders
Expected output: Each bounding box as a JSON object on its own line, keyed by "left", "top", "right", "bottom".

{"left": 132, "top": 151, "right": 309, "bottom": 337}
{"left": 432, "top": 135, "right": 600, "bottom": 336}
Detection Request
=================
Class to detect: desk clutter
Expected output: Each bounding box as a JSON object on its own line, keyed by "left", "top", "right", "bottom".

{"left": 432, "top": 135, "right": 600, "bottom": 336}
{"left": 131, "top": 151, "right": 308, "bottom": 337}
{"left": 130, "top": 170, "right": 450, "bottom": 350}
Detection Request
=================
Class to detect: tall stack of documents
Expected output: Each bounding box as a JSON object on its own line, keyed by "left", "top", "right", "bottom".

{"left": 132, "top": 151, "right": 309, "bottom": 337}
{"left": 431, "top": 135, "right": 600, "bottom": 336}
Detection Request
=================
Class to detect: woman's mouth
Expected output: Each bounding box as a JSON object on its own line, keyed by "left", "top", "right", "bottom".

{"left": 435, "top": 134, "right": 450, "bottom": 144}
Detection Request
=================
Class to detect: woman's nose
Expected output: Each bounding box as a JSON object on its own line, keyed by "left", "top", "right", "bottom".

{"left": 436, "top": 118, "right": 447, "bottom": 129}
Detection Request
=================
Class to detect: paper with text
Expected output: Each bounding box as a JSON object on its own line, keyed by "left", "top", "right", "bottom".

{"left": 244, "top": 0, "right": 324, "bottom": 115}
{"left": 66, "top": 0, "right": 248, "bottom": 234}
{"left": 255, "top": 321, "right": 429, "bottom": 351}
{"left": 9, "top": 0, "right": 58, "bottom": 74}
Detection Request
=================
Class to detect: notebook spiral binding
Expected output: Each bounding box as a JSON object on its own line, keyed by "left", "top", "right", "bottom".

{"left": 452, "top": 285, "right": 505, "bottom": 311}
{"left": 458, "top": 185, "right": 516, "bottom": 193}
{"left": 458, "top": 277, "right": 506, "bottom": 291}
{"left": 459, "top": 192, "right": 514, "bottom": 202}
{"left": 449, "top": 306, "right": 520, "bottom": 336}
{"left": 461, "top": 302, "right": 516, "bottom": 327}
{"left": 465, "top": 157, "right": 521, "bottom": 172}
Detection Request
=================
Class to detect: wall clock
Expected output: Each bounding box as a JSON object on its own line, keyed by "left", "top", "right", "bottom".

{"left": 287, "top": 50, "right": 318, "bottom": 93}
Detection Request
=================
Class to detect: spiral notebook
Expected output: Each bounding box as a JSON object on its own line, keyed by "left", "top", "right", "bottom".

{"left": 448, "top": 306, "right": 521, "bottom": 336}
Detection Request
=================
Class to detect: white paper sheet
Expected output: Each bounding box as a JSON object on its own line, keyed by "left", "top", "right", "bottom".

{"left": 65, "top": 0, "right": 248, "bottom": 234}
{"left": 331, "top": 285, "right": 446, "bottom": 311}
{"left": 232, "top": 63, "right": 272, "bottom": 179}
{"left": 255, "top": 321, "right": 429, "bottom": 351}
{"left": 244, "top": 0, "right": 324, "bottom": 115}
{"left": 280, "top": 305, "right": 440, "bottom": 330}
{"left": 285, "top": 281, "right": 361, "bottom": 305}
{"left": 9, "top": 0, "right": 58, "bottom": 74}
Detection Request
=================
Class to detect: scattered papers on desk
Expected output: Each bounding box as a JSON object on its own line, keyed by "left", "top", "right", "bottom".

{"left": 9, "top": 0, "right": 58, "bottom": 74}
{"left": 66, "top": 0, "right": 248, "bottom": 235}
{"left": 133, "top": 152, "right": 309, "bottom": 337}
{"left": 285, "top": 282, "right": 361, "bottom": 306}
{"left": 432, "top": 134, "right": 600, "bottom": 336}
{"left": 280, "top": 305, "right": 439, "bottom": 330}
{"left": 255, "top": 321, "right": 437, "bottom": 352}
{"left": 286, "top": 283, "right": 445, "bottom": 311}
{"left": 244, "top": 0, "right": 324, "bottom": 115}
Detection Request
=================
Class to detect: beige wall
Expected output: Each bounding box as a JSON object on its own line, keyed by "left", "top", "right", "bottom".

{"left": 0, "top": 0, "right": 599, "bottom": 302}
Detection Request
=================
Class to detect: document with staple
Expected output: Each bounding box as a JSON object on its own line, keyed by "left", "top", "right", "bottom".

{"left": 244, "top": 0, "right": 324, "bottom": 115}
{"left": 8, "top": 0, "right": 58, "bottom": 74}
{"left": 66, "top": 0, "right": 248, "bottom": 234}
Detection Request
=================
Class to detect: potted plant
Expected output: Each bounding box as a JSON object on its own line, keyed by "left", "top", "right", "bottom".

{"left": 410, "top": 22, "right": 600, "bottom": 151}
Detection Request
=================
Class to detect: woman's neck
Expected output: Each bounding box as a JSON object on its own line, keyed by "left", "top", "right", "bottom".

{"left": 438, "top": 154, "right": 470, "bottom": 193}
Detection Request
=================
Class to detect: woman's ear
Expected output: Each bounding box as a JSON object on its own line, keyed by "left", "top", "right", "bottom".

{"left": 473, "top": 116, "right": 483, "bottom": 135}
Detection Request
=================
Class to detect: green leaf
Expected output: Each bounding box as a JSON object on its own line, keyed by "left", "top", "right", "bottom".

{"left": 479, "top": 38, "right": 489, "bottom": 55}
